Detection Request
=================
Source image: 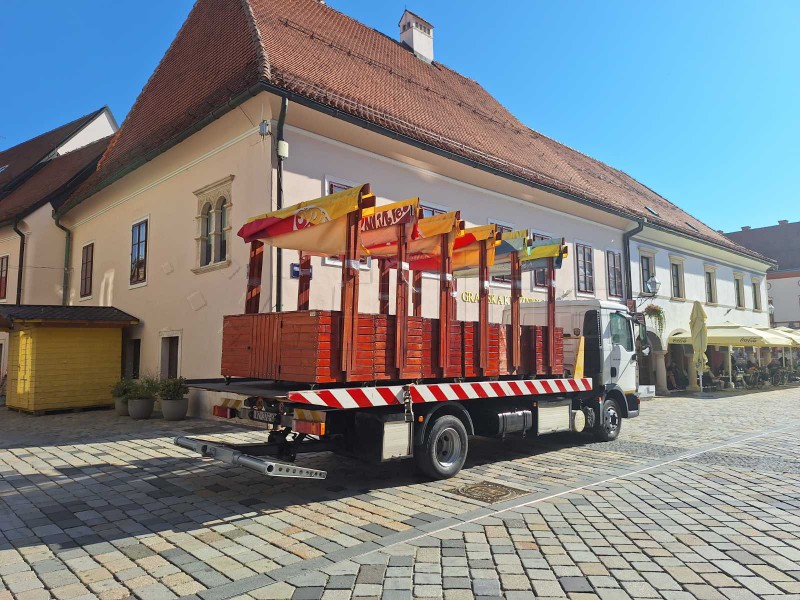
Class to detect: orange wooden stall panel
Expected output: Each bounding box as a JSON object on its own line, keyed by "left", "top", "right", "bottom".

{"left": 221, "top": 311, "right": 564, "bottom": 384}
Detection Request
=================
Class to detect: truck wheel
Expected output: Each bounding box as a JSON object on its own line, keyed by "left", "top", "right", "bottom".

{"left": 415, "top": 415, "right": 468, "bottom": 479}
{"left": 593, "top": 396, "right": 622, "bottom": 442}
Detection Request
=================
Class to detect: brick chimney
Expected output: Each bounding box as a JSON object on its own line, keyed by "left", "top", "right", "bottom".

{"left": 779, "top": 220, "right": 789, "bottom": 225}
{"left": 399, "top": 10, "right": 434, "bottom": 62}
{"left": 741, "top": 226, "right": 751, "bottom": 231}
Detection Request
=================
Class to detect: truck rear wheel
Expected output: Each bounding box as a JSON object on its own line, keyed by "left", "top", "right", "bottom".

{"left": 415, "top": 415, "right": 468, "bottom": 479}
{"left": 593, "top": 396, "right": 622, "bottom": 442}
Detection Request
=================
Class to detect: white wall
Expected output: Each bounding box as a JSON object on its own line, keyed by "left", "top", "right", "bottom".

{"left": 63, "top": 96, "right": 273, "bottom": 380}
{"left": 279, "top": 124, "right": 627, "bottom": 325}
{"left": 57, "top": 108, "right": 118, "bottom": 155}
{"left": 631, "top": 237, "right": 769, "bottom": 347}
{"left": 767, "top": 274, "right": 800, "bottom": 327}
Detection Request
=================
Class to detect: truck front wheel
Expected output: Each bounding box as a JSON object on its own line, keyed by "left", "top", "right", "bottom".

{"left": 593, "top": 396, "right": 622, "bottom": 442}
{"left": 415, "top": 415, "right": 468, "bottom": 479}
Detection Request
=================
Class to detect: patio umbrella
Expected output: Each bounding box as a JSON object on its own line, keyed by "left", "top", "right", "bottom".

{"left": 690, "top": 301, "right": 708, "bottom": 392}
{"left": 704, "top": 324, "right": 789, "bottom": 347}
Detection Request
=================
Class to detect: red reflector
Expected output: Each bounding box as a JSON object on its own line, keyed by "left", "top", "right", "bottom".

{"left": 293, "top": 419, "right": 325, "bottom": 435}
{"left": 213, "top": 406, "right": 236, "bottom": 419}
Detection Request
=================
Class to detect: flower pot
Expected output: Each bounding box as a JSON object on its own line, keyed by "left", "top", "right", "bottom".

{"left": 128, "top": 398, "right": 155, "bottom": 420}
{"left": 114, "top": 396, "right": 129, "bottom": 416}
{"left": 161, "top": 397, "right": 189, "bottom": 421}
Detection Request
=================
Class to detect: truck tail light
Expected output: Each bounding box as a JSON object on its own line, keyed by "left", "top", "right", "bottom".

{"left": 213, "top": 405, "right": 237, "bottom": 419}
{"left": 293, "top": 419, "right": 326, "bottom": 436}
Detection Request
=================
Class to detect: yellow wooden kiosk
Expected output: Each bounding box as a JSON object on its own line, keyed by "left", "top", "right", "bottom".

{"left": 0, "top": 305, "right": 138, "bottom": 414}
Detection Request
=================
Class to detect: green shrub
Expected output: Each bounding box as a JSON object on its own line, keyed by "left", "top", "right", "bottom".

{"left": 129, "top": 375, "right": 161, "bottom": 400}
{"left": 159, "top": 377, "right": 189, "bottom": 402}
{"left": 111, "top": 378, "right": 136, "bottom": 399}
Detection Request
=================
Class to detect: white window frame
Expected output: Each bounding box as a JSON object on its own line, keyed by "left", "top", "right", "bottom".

{"left": 129, "top": 216, "right": 150, "bottom": 289}
{"left": 488, "top": 218, "right": 514, "bottom": 289}
{"left": 733, "top": 272, "right": 746, "bottom": 309}
{"left": 418, "top": 201, "right": 451, "bottom": 280}
{"left": 159, "top": 330, "right": 182, "bottom": 379}
{"left": 322, "top": 175, "right": 372, "bottom": 271}
{"left": 192, "top": 176, "right": 234, "bottom": 274}
{"left": 0, "top": 253, "right": 9, "bottom": 303}
{"left": 606, "top": 248, "right": 624, "bottom": 299}
{"left": 79, "top": 240, "right": 96, "bottom": 301}
{"left": 639, "top": 248, "right": 657, "bottom": 295}
{"left": 574, "top": 240, "right": 596, "bottom": 297}
{"left": 751, "top": 276, "right": 763, "bottom": 311}
{"left": 669, "top": 256, "right": 685, "bottom": 301}
{"left": 704, "top": 265, "right": 718, "bottom": 305}
{"left": 529, "top": 230, "right": 553, "bottom": 291}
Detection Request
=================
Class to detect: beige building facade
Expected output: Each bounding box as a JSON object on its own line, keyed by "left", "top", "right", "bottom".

{"left": 55, "top": 91, "right": 771, "bottom": 411}
{"left": 1, "top": 0, "right": 766, "bottom": 413}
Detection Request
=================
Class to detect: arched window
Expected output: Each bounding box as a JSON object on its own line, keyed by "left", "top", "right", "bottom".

{"left": 200, "top": 203, "right": 213, "bottom": 266}
{"left": 216, "top": 197, "right": 228, "bottom": 263}
{"left": 193, "top": 176, "right": 234, "bottom": 273}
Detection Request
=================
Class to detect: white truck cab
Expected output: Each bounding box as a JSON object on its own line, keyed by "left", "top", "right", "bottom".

{"left": 504, "top": 299, "right": 644, "bottom": 420}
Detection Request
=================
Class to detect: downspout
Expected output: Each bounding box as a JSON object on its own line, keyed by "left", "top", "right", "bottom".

{"left": 275, "top": 96, "right": 289, "bottom": 312}
{"left": 54, "top": 215, "right": 71, "bottom": 305}
{"left": 623, "top": 219, "right": 645, "bottom": 304}
{"left": 12, "top": 221, "right": 25, "bottom": 305}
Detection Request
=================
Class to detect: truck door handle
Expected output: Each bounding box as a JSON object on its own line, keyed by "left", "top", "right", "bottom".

{"left": 610, "top": 367, "right": 617, "bottom": 377}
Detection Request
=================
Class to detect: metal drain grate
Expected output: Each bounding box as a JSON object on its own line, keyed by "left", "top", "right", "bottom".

{"left": 449, "top": 480, "right": 527, "bottom": 503}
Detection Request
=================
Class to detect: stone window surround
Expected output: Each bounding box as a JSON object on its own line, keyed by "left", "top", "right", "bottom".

{"left": 669, "top": 255, "right": 685, "bottom": 300}
{"left": 192, "top": 175, "right": 234, "bottom": 275}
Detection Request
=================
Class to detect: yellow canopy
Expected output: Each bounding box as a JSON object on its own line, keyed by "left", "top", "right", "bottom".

{"left": 754, "top": 327, "right": 800, "bottom": 347}
{"left": 670, "top": 323, "right": 794, "bottom": 347}
{"left": 238, "top": 184, "right": 372, "bottom": 256}
{"left": 706, "top": 324, "right": 791, "bottom": 347}
{"left": 451, "top": 225, "right": 498, "bottom": 272}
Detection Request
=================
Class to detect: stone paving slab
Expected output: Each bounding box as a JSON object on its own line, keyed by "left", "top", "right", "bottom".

{"left": 1, "top": 386, "right": 800, "bottom": 599}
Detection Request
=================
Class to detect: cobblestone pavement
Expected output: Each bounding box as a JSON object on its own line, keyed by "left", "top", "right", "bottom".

{"left": 1, "top": 387, "right": 800, "bottom": 600}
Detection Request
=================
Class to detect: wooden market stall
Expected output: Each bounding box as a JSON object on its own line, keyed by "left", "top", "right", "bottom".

{"left": 223, "top": 184, "right": 569, "bottom": 385}
{"left": 0, "top": 305, "right": 138, "bottom": 414}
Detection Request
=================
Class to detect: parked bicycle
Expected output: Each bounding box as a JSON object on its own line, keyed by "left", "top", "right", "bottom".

{"left": 743, "top": 368, "right": 768, "bottom": 389}
{"left": 770, "top": 367, "right": 788, "bottom": 386}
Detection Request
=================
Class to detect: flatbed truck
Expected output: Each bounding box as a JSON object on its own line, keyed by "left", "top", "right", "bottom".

{"left": 176, "top": 185, "right": 642, "bottom": 480}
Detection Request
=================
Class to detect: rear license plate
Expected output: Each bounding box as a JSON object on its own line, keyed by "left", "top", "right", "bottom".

{"left": 250, "top": 409, "right": 279, "bottom": 424}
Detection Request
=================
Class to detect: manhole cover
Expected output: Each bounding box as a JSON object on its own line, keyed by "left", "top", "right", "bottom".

{"left": 449, "top": 480, "right": 526, "bottom": 503}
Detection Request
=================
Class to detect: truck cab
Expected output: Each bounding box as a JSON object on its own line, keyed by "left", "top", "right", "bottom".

{"left": 506, "top": 299, "right": 642, "bottom": 419}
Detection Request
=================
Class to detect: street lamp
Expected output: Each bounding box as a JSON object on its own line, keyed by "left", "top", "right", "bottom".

{"left": 645, "top": 275, "right": 661, "bottom": 296}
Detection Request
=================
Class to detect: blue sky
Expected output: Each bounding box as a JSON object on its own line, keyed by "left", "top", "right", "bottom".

{"left": 2, "top": 0, "right": 798, "bottom": 232}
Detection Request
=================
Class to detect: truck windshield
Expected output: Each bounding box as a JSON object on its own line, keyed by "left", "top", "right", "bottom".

{"left": 609, "top": 312, "right": 634, "bottom": 351}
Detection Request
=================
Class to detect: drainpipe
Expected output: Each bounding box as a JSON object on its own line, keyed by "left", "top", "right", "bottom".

{"left": 54, "top": 215, "right": 71, "bottom": 305}
{"left": 275, "top": 96, "right": 289, "bottom": 312}
{"left": 623, "top": 219, "right": 645, "bottom": 304}
{"left": 12, "top": 221, "right": 25, "bottom": 305}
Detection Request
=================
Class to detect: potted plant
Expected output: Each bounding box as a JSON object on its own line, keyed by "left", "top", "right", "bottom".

{"left": 643, "top": 303, "right": 665, "bottom": 337}
{"left": 127, "top": 376, "right": 160, "bottom": 420}
{"left": 111, "top": 378, "right": 136, "bottom": 416}
{"left": 159, "top": 377, "right": 190, "bottom": 421}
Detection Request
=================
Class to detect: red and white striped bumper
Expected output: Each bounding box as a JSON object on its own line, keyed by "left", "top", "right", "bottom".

{"left": 286, "top": 378, "right": 593, "bottom": 409}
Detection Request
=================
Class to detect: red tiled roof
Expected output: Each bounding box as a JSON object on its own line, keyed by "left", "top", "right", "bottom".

{"left": 0, "top": 136, "right": 111, "bottom": 224}
{"left": 0, "top": 108, "right": 104, "bottom": 194}
{"left": 68, "top": 0, "right": 764, "bottom": 261}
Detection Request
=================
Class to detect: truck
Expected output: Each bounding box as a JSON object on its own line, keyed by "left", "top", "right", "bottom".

{"left": 176, "top": 184, "right": 642, "bottom": 480}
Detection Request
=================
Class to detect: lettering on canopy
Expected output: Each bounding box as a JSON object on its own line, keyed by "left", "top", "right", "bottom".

{"left": 293, "top": 205, "right": 332, "bottom": 231}
{"left": 361, "top": 204, "right": 414, "bottom": 232}
{"left": 461, "top": 291, "right": 542, "bottom": 305}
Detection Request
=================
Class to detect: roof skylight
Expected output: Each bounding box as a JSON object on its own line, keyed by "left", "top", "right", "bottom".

{"left": 645, "top": 205, "right": 659, "bottom": 217}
